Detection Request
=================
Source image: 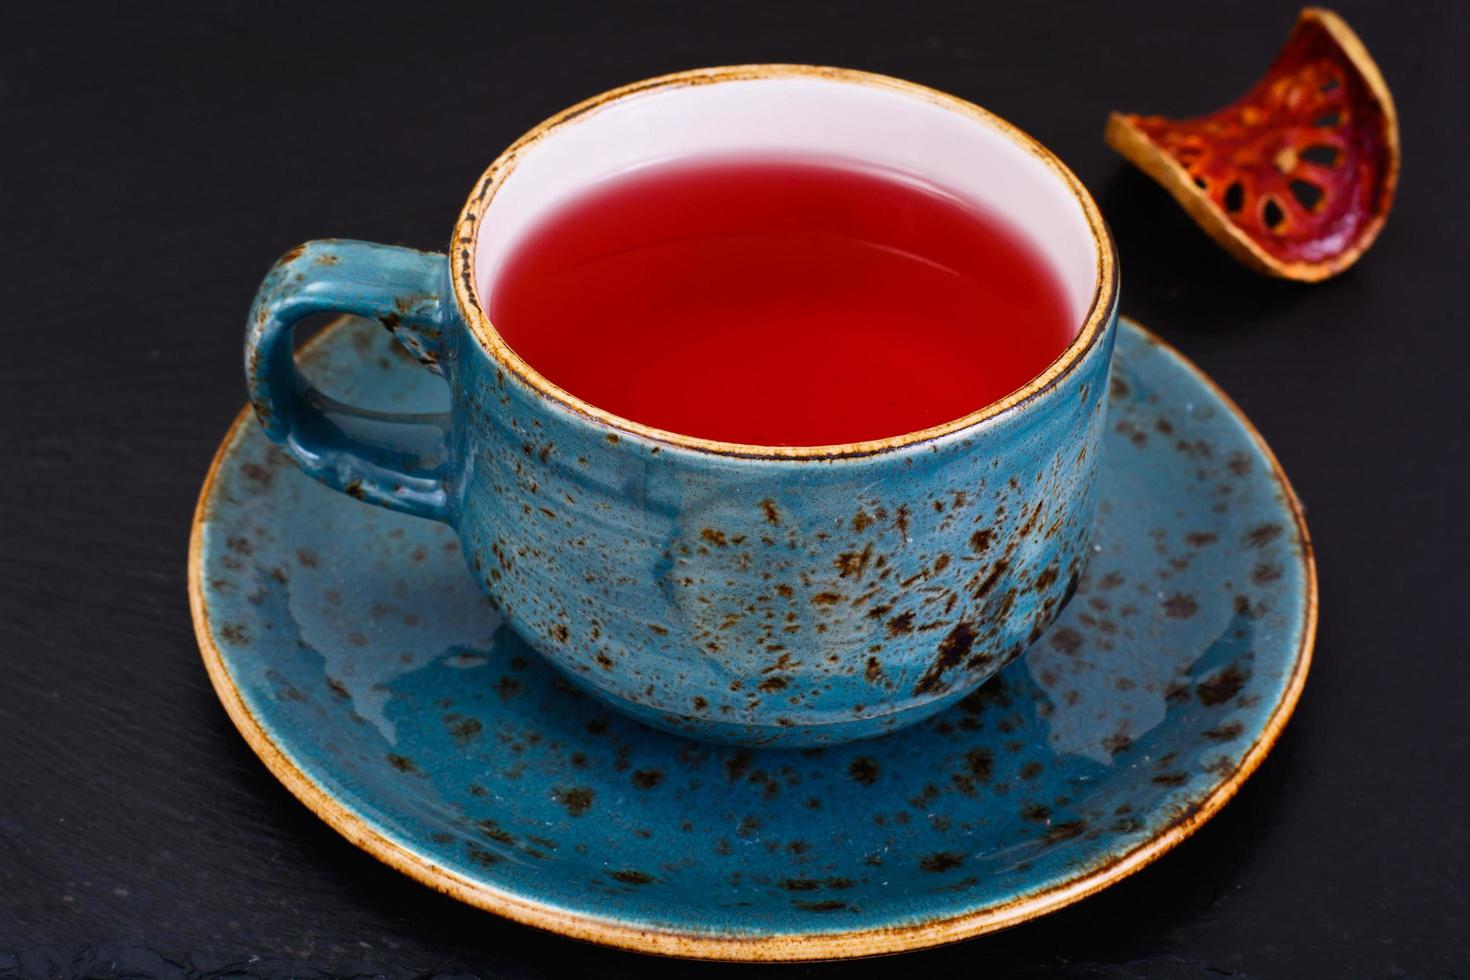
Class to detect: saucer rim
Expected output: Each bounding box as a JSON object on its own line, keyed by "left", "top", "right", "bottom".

{"left": 189, "top": 316, "right": 1317, "bottom": 962}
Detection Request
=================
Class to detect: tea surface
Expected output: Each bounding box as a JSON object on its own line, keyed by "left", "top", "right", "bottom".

{"left": 490, "top": 156, "right": 1075, "bottom": 445}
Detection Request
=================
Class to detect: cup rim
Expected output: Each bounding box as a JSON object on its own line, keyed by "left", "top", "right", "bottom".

{"left": 450, "top": 64, "right": 1118, "bottom": 460}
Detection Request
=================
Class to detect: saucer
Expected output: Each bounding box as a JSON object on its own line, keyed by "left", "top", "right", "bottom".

{"left": 189, "top": 316, "right": 1315, "bottom": 960}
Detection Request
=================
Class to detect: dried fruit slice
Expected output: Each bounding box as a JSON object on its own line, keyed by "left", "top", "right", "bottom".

{"left": 1106, "top": 8, "right": 1399, "bottom": 281}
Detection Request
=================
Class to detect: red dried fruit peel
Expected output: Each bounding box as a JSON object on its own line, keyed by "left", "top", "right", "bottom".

{"left": 1106, "top": 8, "right": 1399, "bottom": 281}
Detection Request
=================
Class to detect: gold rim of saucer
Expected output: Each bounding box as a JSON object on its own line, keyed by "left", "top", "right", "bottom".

{"left": 449, "top": 64, "right": 1119, "bottom": 461}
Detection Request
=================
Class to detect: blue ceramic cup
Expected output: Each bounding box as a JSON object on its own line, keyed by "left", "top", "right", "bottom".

{"left": 245, "top": 66, "right": 1119, "bottom": 747}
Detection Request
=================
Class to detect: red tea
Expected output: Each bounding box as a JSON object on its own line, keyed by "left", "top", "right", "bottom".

{"left": 490, "top": 156, "right": 1075, "bottom": 446}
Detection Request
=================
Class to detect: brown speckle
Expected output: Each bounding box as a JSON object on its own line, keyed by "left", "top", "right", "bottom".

{"left": 1162, "top": 593, "right": 1199, "bottom": 618}
{"left": 386, "top": 753, "right": 420, "bottom": 775}
{"left": 760, "top": 499, "right": 781, "bottom": 525}
{"left": 913, "top": 621, "right": 977, "bottom": 695}
{"left": 920, "top": 852, "right": 964, "bottom": 873}
{"left": 448, "top": 717, "right": 482, "bottom": 744}
{"left": 1042, "top": 820, "right": 1087, "bottom": 843}
{"left": 609, "top": 870, "right": 655, "bottom": 885}
{"left": 1245, "top": 523, "right": 1283, "bottom": 548}
{"left": 1049, "top": 627, "right": 1083, "bottom": 655}
{"left": 794, "top": 899, "right": 851, "bottom": 912}
{"left": 886, "top": 611, "right": 915, "bottom": 637}
{"left": 553, "top": 787, "right": 595, "bottom": 816}
{"left": 810, "top": 591, "right": 843, "bottom": 606}
{"left": 834, "top": 544, "right": 873, "bottom": 580}
{"left": 853, "top": 510, "right": 875, "bottom": 532}
{"left": 848, "top": 756, "right": 879, "bottom": 785}
{"left": 964, "top": 748, "right": 993, "bottom": 782}
{"left": 725, "top": 748, "right": 752, "bottom": 782}
{"left": 1197, "top": 663, "right": 1248, "bottom": 705}
{"left": 971, "top": 560, "right": 1010, "bottom": 600}
{"left": 1018, "top": 501, "right": 1045, "bottom": 537}
{"left": 476, "top": 819, "right": 515, "bottom": 846}
{"left": 701, "top": 528, "right": 728, "bottom": 547}
{"left": 788, "top": 876, "right": 853, "bottom": 892}
{"left": 1204, "top": 720, "right": 1244, "bottom": 741}
{"left": 240, "top": 462, "right": 274, "bottom": 491}
{"left": 864, "top": 656, "right": 884, "bottom": 684}
{"left": 1252, "top": 562, "right": 1283, "bottom": 584}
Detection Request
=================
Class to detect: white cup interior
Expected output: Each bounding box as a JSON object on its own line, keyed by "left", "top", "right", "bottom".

{"left": 473, "top": 72, "right": 1100, "bottom": 337}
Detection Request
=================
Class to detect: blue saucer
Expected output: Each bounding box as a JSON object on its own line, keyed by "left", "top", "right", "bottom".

{"left": 190, "top": 317, "right": 1315, "bottom": 960}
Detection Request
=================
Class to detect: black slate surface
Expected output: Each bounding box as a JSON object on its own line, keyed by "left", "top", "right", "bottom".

{"left": 1, "top": 1, "right": 1466, "bottom": 976}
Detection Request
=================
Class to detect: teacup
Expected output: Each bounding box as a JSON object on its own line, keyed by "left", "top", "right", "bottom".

{"left": 245, "top": 65, "right": 1119, "bottom": 747}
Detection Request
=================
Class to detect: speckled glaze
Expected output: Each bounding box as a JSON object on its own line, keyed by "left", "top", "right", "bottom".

{"left": 245, "top": 67, "right": 1119, "bottom": 747}
{"left": 194, "top": 316, "right": 1315, "bottom": 960}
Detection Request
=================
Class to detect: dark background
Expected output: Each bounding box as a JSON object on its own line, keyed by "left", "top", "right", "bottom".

{"left": 2, "top": 1, "right": 1466, "bottom": 976}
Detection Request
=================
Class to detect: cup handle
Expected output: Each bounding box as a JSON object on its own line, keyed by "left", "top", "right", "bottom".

{"left": 245, "top": 239, "right": 454, "bottom": 524}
